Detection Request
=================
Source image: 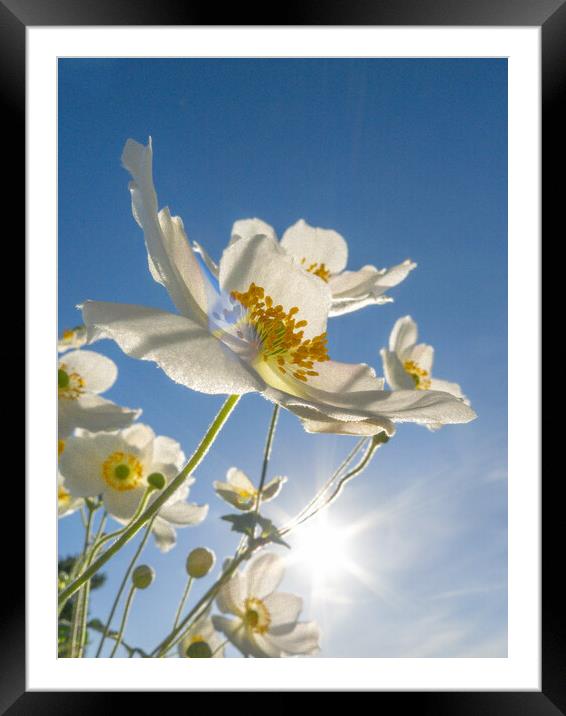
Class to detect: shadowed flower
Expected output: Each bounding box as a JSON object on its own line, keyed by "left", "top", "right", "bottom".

{"left": 212, "top": 552, "right": 320, "bottom": 657}
{"left": 58, "top": 349, "right": 141, "bottom": 438}
{"left": 213, "top": 467, "right": 286, "bottom": 511}
{"left": 58, "top": 324, "right": 88, "bottom": 353}
{"left": 178, "top": 611, "right": 225, "bottom": 658}
{"left": 81, "top": 138, "right": 476, "bottom": 437}
{"left": 197, "top": 218, "right": 416, "bottom": 317}
{"left": 58, "top": 423, "right": 208, "bottom": 551}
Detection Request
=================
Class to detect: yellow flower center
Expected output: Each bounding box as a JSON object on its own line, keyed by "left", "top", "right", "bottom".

{"left": 403, "top": 360, "right": 432, "bottom": 390}
{"left": 235, "top": 487, "right": 257, "bottom": 505}
{"left": 102, "top": 451, "right": 144, "bottom": 491}
{"left": 58, "top": 439, "right": 65, "bottom": 457}
{"left": 58, "top": 364, "right": 86, "bottom": 400}
{"left": 230, "top": 283, "right": 329, "bottom": 383}
{"left": 243, "top": 597, "right": 271, "bottom": 634}
{"left": 300, "top": 258, "right": 331, "bottom": 283}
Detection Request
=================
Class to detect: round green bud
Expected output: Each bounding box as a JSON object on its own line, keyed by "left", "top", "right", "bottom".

{"left": 132, "top": 564, "right": 155, "bottom": 589}
{"left": 147, "top": 472, "right": 166, "bottom": 490}
{"left": 186, "top": 641, "right": 213, "bottom": 658}
{"left": 186, "top": 547, "right": 215, "bottom": 579}
{"left": 58, "top": 369, "right": 70, "bottom": 389}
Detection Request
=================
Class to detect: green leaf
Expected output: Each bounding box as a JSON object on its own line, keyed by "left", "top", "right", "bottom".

{"left": 221, "top": 513, "right": 290, "bottom": 549}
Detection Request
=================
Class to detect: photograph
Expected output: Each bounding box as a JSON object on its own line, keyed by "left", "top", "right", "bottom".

{"left": 56, "top": 57, "right": 507, "bottom": 660}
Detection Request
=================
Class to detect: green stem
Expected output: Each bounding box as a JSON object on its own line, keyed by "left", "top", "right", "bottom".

{"left": 59, "top": 394, "right": 241, "bottom": 609}
{"left": 68, "top": 505, "right": 94, "bottom": 657}
{"left": 173, "top": 576, "right": 193, "bottom": 631}
{"left": 94, "top": 518, "right": 155, "bottom": 657}
{"left": 110, "top": 584, "right": 137, "bottom": 657}
{"left": 254, "top": 403, "right": 280, "bottom": 514}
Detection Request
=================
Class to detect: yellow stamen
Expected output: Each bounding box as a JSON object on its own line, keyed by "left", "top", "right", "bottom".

{"left": 102, "top": 451, "right": 144, "bottom": 491}
{"left": 58, "top": 485, "right": 71, "bottom": 506}
{"left": 300, "top": 258, "right": 331, "bottom": 283}
{"left": 403, "top": 360, "right": 432, "bottom": 390}
{"left": 230, "top": 282, "right": 329, "bottom": 383}
{"left": 58, "top": 439, "right": 66, "bottom": 457}
{"left": 243, "top": 597, "right": 271, "bottom": 634}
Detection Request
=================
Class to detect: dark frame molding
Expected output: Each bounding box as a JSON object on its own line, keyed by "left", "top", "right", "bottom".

{"left": 12, "top": 0, "right": 554, "bottom": 712}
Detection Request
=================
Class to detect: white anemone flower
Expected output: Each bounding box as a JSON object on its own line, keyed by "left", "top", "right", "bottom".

{"left": 213, "top": 467, "right": 286, "bottom": 511}
{"left": 178, "top": 612, "right": 225, "bottom": 658}
{"left": 58, "top": 473, "right": 84, "bottom": 517}
{"left": 196, "top": 217, "right": 416, "bottom": 317}
{"left": 212, "top": 552, "right": 320, "bottom": 657}
{"left": 81, "top": 138, "right": 475, "bottom": 437}
{"left": 58, "top": 423, "right": 208, "bottom": 552}
{"left": 58, "top": 350, "right": 141, "bottom": 438}
{"left": 380, "top": 316, "right": 469, "bottom": 400}
{"left": 58, "top": 324, "right": 88, "bottom": 353}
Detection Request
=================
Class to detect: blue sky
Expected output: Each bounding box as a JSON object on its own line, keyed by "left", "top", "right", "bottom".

{"left": 58, "top": 59, "right": 507, "bottom": 658}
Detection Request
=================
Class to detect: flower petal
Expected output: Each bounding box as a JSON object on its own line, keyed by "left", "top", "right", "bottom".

{"left": 216, "top": 570, "right": 245, "bottom": 615}
{"left": 158, "top": 501, "right": 208, "bottom": 526}
{"left": 218, "top": 234, "right": 331, "bottom": 341}
{"left": 211, "top": 616, "right": 263, "bottom": 657}
{"left": 121, "top": 138, "right": 209, "bottom": 324}
{"left": 430, "top": 377, "right": 468, "bottom": 402}
{"left": 231, "top": 218, "right": 277, "bottom": 245}
{"left": 389, "top": 315, "right": 418, "bottom": 357}
{"left": 59, "top": 432, "right": 121, "bottom": 497}
{"left": 82, "top": 301, "right": 265, "bottom": 395}
{"left": 59, "top": 350, "right": 117, "bottom": 394}
{"left": 409, "top": 343, "right": 434, "bottom": 374}
{"left": 103, "top": 484, "right": 146, "bottom": 522}
{"left": 264, "top": 621, "right": 321, "bottom": 656}
{"left": 281, "top": 219, "right": 348, "bottom": 274}
{"left": 244, "top": 552, "right": 285, "bottom": 599}
{"left": 380, "top": 349, "right": 415, "bottom": 391}
{"left": 192, "top": 240, "right": 219, "bottom": 278}
{"left": 152, "top": 435, "right": 185, "bottom": 469}
{"left": 151, "top": 515, "right": 178, "bottom": 552}
{"left": 264, "top": 592, "right": 303, "bottom": 627}
{"left": 58, "top": 394, "right": 141, "bottom": 438}
{"left": 226, "top": 467, "right": 256, "bottom": 493}
{"left": 261, "top": 476, "right": 287, "bottom": 502}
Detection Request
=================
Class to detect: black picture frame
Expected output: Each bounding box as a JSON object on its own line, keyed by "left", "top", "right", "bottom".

{"left": 11, "top": 0, "right": 554, "bottom": 711}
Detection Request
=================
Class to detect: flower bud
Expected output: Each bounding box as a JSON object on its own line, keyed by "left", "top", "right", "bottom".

{"left": 186, "top": 547, "right": 215, "bottom": 579}
{"left": 147, "top": 472, "right": 166, "bottom": 490}
{"left": 132, "top": 564, "right": 155, "bottom": 589}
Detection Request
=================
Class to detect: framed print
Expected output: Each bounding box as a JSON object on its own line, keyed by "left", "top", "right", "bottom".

{"left": 9, "top": 0, "right": 555, "bottom": 710}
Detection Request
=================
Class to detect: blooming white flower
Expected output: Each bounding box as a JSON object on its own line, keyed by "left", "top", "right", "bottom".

{"left": 81, "top": 138, "right": 476, "bottom": 437}
{"left": 58, "top": 349, "right": 141, "bottom": 438}
{"left": 380, "top": 316, "right": 469, "bottom": 399}
{"left": 178, "top": 612, "right": 225, "bottom": 658}
{"left": 213, "top": 467, "right": 286, "bottom": 511}
{"left": 58, "top": 423, "right": 208, "bottom": 551}
{"left": 58, "top": 324, "right": 88, "bottom": 353}
{"left": 58, "top": 473, "right": 84, "bottom": 518}
{"left": 212, "top": 552, "right": 320, "bottom": 657}
{"left": 202, "top": 218, "right": 417, "bottom": 317}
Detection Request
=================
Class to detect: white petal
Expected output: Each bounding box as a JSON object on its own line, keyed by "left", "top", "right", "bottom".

{"left": 231, "top": 218, "right": 277, "bottom": 245}
{"left": 298, "top": 412, "right": 395, "bottom": 437}
{"left": 218, "top": 234, "right": 331, "bottom": 341}
{"left": 302, "top": 360, "right": 384, "bottom": 395}
{"left": 329, "top": 293, "right": 393, "bottom": 317}
{"left": 429, "top": 378, "right": 468, "bottom": 402}
{"left": 264, "top": 592, "right": 303, "bottom": 627}
{"left": 380, "top": 349, "right": 415, "bottom": 391}
{"left": 152, "top": 435, "right": 185, "bottom": 469}
{"left": 82, "top": 301, "right": 264, "bottom": 395}
{"left": 216, "top": 570, "right": 245, "bottom": 615}
{"left": 372, "top": 259, "right": 417, "bottom": 297}
{"left": 121, "top": 139, "right": 209, "bottom": 324}
{"left": 226, "top": 467, "right": 256, "bottom": 492}
{"left": 59, "top": 350, "right": 117, "bottom": 394}
{"left": 213, "top": 482, "right": 255, "bottom": 510}
{"left": 58, "top": 393, "right": 141, "bottom": 438}
{"left": 158, "top": 501, "right": 208, "bottom": 526}
{"left": 211, "top": 616, "right": 263, "bottom": 657}
{"left": 389, "top": 315, "right": 418, "bottom": 357}
{"left": 244, "top": 552, "right": 285, "bottom": 599}
{"left": 103, "top": 484, "right": 146, "bottom": 522}
{"left": 59, "top": 432, "right": 121, "bottom": 497}
{"left": 409, "top": 343, "right": 434, "bottom": 374}
{"left": 121, "top": 423, "right": 156, "bottom": 459}
{"left": 58, "top": 473, "right": 84, "bottom": 517}
{"left": 264, "top": 621, "right": 321, "bottom": 656}
{"left": 151, "top": 515, "right": 178, "bottom": 552}
{"left": 260, "top": 476, "right": 287, "bottom": 502}
{"left": 192, "top": 240, "right": 219, "bottom": 278}
{"left": 281, "top": 219, "right": 348, "bottom": 274}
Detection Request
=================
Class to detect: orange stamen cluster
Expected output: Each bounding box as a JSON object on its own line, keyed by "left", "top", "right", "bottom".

{"left": 230, "top": 283, "right": 329, "bottom": 382}
{"left": 403, "top": 360, "right": 432, "bottom": 390}
{"left": 300, "top": 258, "right": 331, "bottom": 283}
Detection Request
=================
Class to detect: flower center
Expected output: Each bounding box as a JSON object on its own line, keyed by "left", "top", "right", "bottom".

{"left": 185, "top": 637, "right": 213, "bottom": 658}
{"left": 58, "top": 365, "right": 86, "bottom": 400}
{"left": 58, "top": 439, "right": 65, "bottom": 457}
{"left": 235, "top": 487, "right": 257, "bottom": 506}
{"left": 243, "top": 597, "right": 271, "bottom": 634}
{"left": 58, "top": 485, "right": 71, "bottom": 506}
{"left": 102, "top": 451, "right": 144, "bottom": 491}
{"left": 403, "top": 360, "right": 431, "bottom": 390}
{"left": 300, "top": 258, "right": 331, "bottom": 283}
{"left": 230, "top": 283, "right": 329, "bottom": 383}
